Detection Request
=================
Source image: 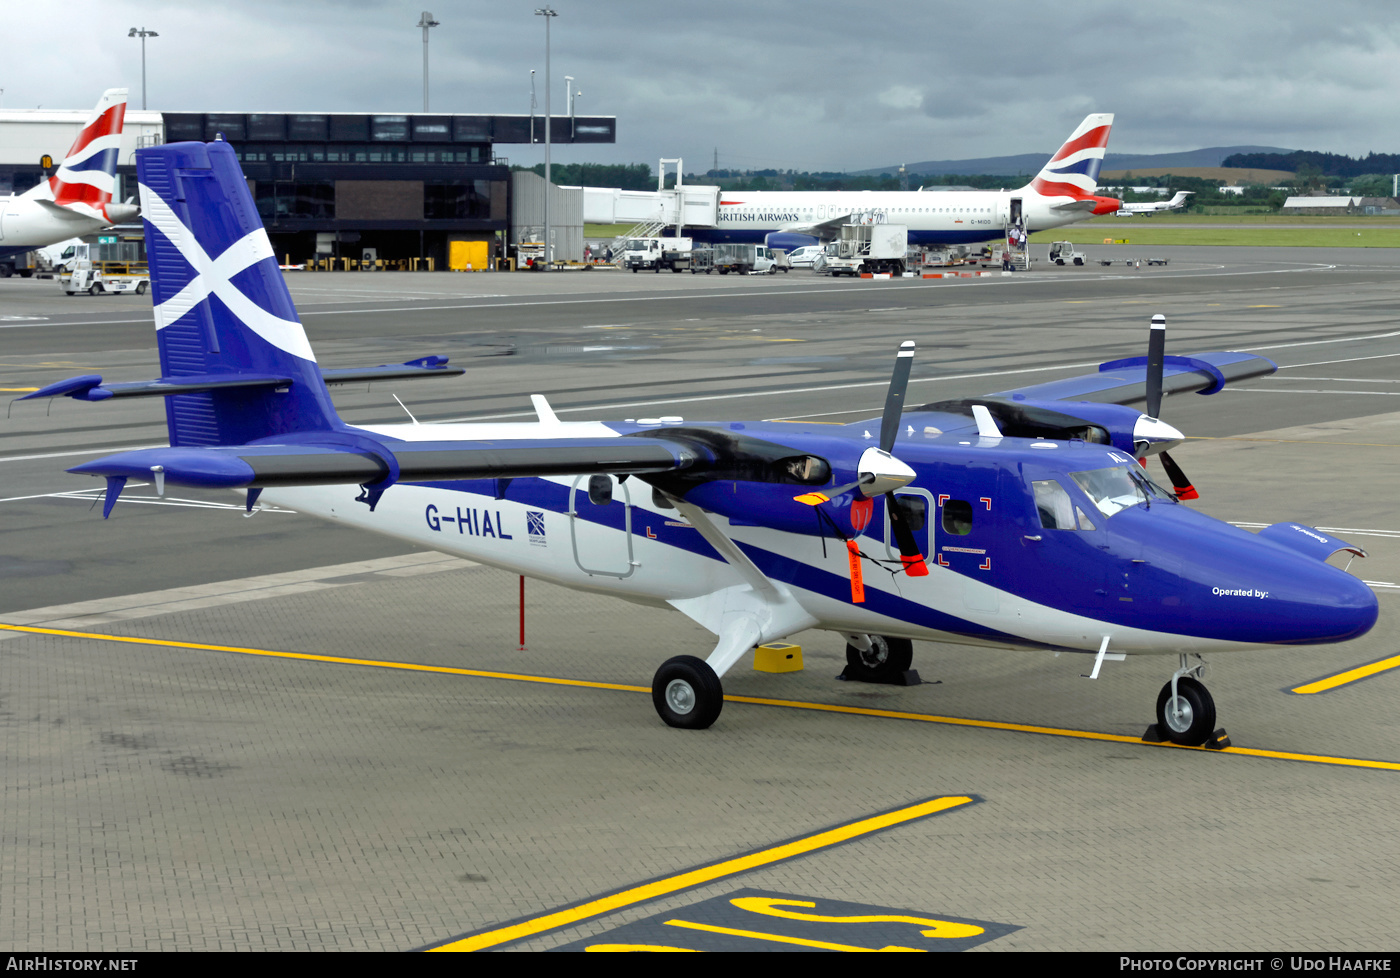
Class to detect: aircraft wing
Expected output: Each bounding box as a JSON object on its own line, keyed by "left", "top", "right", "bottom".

{"left": 989, "top": 350, "right": 1277, "bottom": 407}
{"left": 776, "top": 213, "right": 855, "bottom": 241}
{"left": 68, "top": 436, "right": 694, "bottom": 490}
{"left": 65, "top": 422, "right": 835, "bottom": 516}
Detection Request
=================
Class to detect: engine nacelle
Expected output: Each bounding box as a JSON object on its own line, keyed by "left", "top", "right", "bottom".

{"left": 765, "top": 231, "right": 820, "bottom": 252}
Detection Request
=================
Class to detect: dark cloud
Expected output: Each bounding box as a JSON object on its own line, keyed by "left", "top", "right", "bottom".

{"left": 6, "top": 0, "right": 1397, "bottom": 170}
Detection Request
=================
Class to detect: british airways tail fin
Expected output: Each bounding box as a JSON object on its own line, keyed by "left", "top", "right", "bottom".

{"left": 137, "top": 138, "right": 342, "bottom": 447}
{"left": 1024, "top": 113, "right": 1114, "bottom": 200}
{"left": 23, "top": 89, "right": 137, "bottom": 222}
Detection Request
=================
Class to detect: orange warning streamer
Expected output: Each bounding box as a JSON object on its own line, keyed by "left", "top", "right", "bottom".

{"left": 846, "top": 540, "right": 865, "bottom": 603}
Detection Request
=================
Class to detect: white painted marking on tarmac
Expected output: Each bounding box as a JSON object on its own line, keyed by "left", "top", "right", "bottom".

{"left": 1242, "top": 329, "right": 1400, "bottom": 353}
{"left": 0, "top": 318, "right": 149, "bottom": 328}
{"left": 1231, "top": 522, "right": 1400, "bottom": 540}
{"left": 0, "top": 552, "right": 475, "bottom": 629}
{"left": 1227, "top": 388, "right": 1400, "bottom": 396}
{"left": 0, "top": 444, "right": 166, "bottom": 464}
{"left": 1283, "top": 352, "right": 1400, "bottom": 369}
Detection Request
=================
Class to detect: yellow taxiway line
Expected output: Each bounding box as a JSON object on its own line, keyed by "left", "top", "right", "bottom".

{"left": 425, "top": 795, "right": 974, "bottom": 951}
{"left": 4, "top": 621, "right": 1399, "bottom": 775}
{"left": 1291, "top": 652, "right": 1400, "bottom": 694}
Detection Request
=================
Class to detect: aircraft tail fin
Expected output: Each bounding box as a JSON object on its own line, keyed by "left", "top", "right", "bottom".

{"left": 1026, "top": 113, "right": 1114, "bottom": 200}
{"left": 26, "top": 89, "right": 129, "bottom": 219}
{"left": 137, "top": 138, "right": 342, "bottom": 447}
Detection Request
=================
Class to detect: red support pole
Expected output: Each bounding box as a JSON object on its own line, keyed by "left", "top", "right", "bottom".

{"left": 518, "top": 575, "right": 527, "bottom": 650}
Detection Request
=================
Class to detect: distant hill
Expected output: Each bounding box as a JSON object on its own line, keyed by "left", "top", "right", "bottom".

{"left": 859, "top": 146, "right": 1297, "bottom": 177}
{"left": 1100, "top": 166, "right": 1296, "bottom": 184}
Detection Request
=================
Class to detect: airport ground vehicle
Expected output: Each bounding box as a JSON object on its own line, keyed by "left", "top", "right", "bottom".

{"left": 1048, "top": 241, "right": 1087, "bottom": 266}
{"left": 786, "top": 245, "right": 824, "bottom": 268}
{"left": 624, "top": 236, "right": 694, "bottom": 273}
{"left": 0, "top": 250, "right": 42, "bottom": 278}
{"left": 59, "top": 259, "right": 149, "bottom": 295}
{"left": 56, "top": 243, "right": 149, "bottom": 295}
{"left": 713, "top": 242, "right": 777, "bottom": 275}
{"left": 822, "top": 224, "right": 909, "bottom": 276}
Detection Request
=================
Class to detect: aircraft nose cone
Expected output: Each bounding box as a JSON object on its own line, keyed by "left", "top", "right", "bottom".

{"left": 1248, "top": 557, "right": 1379, "bottom": 645}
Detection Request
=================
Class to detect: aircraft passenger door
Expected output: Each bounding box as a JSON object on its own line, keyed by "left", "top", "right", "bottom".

{"left": 931, "top": 467, "right": 1009, "bottom": 614}
{"left": 1009, "top": 197, "right": 1023, "bottom": 228}
{"left": 569, "top": 474, "right": 637, "bottom": 579}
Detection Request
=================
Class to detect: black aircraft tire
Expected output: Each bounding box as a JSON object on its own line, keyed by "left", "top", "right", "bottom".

{"left": 653, "top": 655, "right": 724, "bottom": 729}
{"left": 1155, "top": 677, "right": 1216, "bottom": 746}
{"left": 844, "top": 635, "right": 913, "bottom": 682}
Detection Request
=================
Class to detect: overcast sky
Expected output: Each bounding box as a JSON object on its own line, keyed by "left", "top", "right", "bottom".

{"left": 7, "top": 1, "right": 1399, "bottom": 172}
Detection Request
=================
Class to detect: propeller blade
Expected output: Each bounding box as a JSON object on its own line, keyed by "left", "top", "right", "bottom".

{"left": 886, "top": 492, "right": 929, "bottom": 576}
{"left": 1145, "top": 313, "right": 1166, "bottom": 420}
{"left": 1158, "top": 450, "right": 1199, "bottom": 500}
{"left": 879, "top": 340, "right": 916, "bottom": 454}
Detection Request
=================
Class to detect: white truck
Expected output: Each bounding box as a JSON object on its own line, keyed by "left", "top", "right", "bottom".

{"left": 712, "top": 242, "right": 777, "bottom": 275}
{"left": 820, "top": 224, "right": 909, "bottom": 277}
{"left": 623, "top": 236, "right": 694, "bottom": 273}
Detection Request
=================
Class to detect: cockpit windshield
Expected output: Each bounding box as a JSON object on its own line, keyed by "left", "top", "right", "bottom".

{"left": 1070, "top": 464, "right": 1174, "bottom": 518}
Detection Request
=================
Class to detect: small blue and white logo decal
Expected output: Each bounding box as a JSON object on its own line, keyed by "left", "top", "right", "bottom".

{"left": 527, "top": 510, "right": 547, "bottom": 546}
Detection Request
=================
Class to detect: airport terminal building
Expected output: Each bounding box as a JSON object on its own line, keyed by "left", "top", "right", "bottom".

{"left": 0, "top": 107, "right": 616, "bottom": 267}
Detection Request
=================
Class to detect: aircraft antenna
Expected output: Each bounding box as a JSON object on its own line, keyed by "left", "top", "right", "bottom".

{"left": 393, "top": 394, "right": 420, "bottom": 425}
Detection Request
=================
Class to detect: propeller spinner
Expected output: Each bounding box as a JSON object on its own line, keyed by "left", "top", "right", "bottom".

{"left": 795, "top": 341, "right": 928, "bottom": 576}
{"left": 1138, "top": 314, "right": 1198, "bottom": 500}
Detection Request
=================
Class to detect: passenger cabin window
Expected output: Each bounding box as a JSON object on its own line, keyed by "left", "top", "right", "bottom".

{"left": 942, "top": 499, "right": 973, "bottom": 536}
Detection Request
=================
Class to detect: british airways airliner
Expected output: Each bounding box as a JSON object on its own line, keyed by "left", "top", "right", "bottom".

{"left": 696, "top": 114, "right": 1120, "bottom": 252}
{"left": 0, "top": 89, "right": 140, "bottom": 267}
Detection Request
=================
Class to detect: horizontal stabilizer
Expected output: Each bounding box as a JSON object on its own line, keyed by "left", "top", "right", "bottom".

{"left": 322, "top": 356, "right": 466, "bottom": 386}
{"left": 34, "top": 199, "right": 96, "bottom": 222}
{"left": 20, "top": 356, "right": 463, "bottom": 402}
{"left": 19, "top": 372, "right": 293, "bottom": 402}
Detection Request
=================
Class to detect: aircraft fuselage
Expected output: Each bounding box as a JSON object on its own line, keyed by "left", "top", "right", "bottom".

{"left": 260, "top": 422, "right": 1377, "bottom": 659}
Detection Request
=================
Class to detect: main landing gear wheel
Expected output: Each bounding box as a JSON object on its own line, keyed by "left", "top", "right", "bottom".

{"left": 1155, "top": 676, "right": 1216, "bottom": 746}
{"left": 844, "top": 635, "right": 913, "bottom": 683}
{"left": 652, "top": 655, "right": 724, "bottom": 729}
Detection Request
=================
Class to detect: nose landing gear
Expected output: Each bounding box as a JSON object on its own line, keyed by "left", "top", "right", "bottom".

{"left": 1146, "top": 654, "right": 1230, "bottom": 748}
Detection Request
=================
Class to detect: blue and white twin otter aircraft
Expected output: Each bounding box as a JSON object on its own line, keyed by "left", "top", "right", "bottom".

{"left": 30, "top": 138, "right": 1378, "bottom": 746}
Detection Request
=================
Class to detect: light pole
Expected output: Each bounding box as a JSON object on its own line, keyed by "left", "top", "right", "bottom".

{"left": 566, "top": 76, "right": 581, "bottom": 139}
{"left": 529, "top": 69, "right": 537, "bottom": 144}
{"left": 127, "top": 27, "right": 158, "bottom": 110}
{"left": 535, "top": 7, "right": 556, "bottom": 266}
{"left": 417, "top": 12, "right": 439, "bottom": 112}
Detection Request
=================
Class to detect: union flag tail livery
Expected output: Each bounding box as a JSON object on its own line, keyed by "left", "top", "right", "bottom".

{"left": 0, "top": 89, "right": 140, "bottom": 263}
{"left": 1025, "top": 113, "right": 1120, "bottom": 216}
{"left": 22, "top": 89, "right": 138, "bottom": 223}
